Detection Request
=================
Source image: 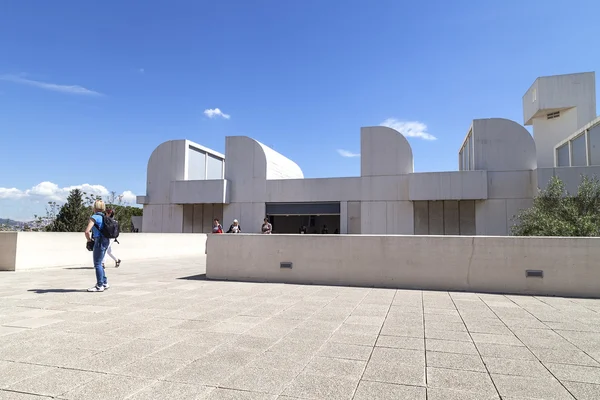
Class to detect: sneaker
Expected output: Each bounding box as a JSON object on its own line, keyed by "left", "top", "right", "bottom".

{"left": 115, "top": 259, "right": 121, "bottom": 268}
{"left": 87, "top": 285, "right": 105, "bottom": 292}
{"left": 103, "top": 283, "right": 110, "bottom": 289}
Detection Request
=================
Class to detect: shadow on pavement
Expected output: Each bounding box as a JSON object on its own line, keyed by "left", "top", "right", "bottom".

{"left": 178, "top": 274, "right": 207, "bottom": 281}
{"left": 28, "top": 288, "right": 87, "bottom": 294}
{"left": 63, "top": 267, "right": 93, "bottom": 270}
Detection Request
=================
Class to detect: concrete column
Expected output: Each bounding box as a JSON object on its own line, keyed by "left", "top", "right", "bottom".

{"left": 340, "top": 201, "right": 348, "bottom": 234}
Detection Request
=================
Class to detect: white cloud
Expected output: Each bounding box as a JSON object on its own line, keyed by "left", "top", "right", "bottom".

{"left": 121, "top": 190, "right": 137, "bottom": 203}
{"left": 336, "top": 149, "right": 360, "bottom": 158}
{"left": 0, "top": 181, "right": 136, "bottom": 204}
{"left": 0, "top": 74, "right": 102, "bottom": 96}
{"left": 380, "top": 118, "right": 437, "bottom": 141}
{"left": 0, "top": 188, "right": 26, "bottom": 200}
{"left": 138, "top": 68, "right": 145, "bottom": 74}
{"left": 203, "top": 108, "right": 231, "bottom": 119}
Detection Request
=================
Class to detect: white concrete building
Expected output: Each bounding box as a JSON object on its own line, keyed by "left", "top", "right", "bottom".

{"left": 138, "top": 71, "right": 600, "bottom": 236}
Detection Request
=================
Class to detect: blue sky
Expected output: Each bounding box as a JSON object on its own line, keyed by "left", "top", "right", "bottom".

{"left": 1, "top": 0, "right": 599, "bottom": 220}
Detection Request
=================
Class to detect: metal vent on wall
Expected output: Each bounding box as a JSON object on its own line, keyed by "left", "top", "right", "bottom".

{"left": 547, "top": 111, "right": 560, "bottom": 120}
{"left": 526, "top": 270, "right": 544, "bottom": 278}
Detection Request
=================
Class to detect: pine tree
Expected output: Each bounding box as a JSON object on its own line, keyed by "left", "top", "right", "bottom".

{"left": 48, "top": 189, "right": 90, "bottom": 232}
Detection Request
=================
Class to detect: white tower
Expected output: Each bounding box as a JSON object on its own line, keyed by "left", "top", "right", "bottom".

{"left": 522, "top": 72, "right": 596, "bottom": 168}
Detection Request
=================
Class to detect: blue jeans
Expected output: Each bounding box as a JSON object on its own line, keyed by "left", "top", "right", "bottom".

{"left": 93, "top": 237, "right": 110, "bottom": 287}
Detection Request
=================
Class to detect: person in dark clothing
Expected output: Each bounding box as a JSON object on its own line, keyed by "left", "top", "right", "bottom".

{"left": 299, "top": 225, "right": 307, "bottom": 234}
{"left": 321, "top": 225, "right": 328, "bottom": 234}
{"left": 227, "top": 219, "right": 241, "bottom": 233}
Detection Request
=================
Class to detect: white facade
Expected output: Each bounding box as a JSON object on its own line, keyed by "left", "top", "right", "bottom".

{"left": 138, "top": 71, "right": 599, "bottom": 236}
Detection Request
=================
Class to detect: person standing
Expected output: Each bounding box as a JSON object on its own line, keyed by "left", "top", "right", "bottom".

{"left": 227, "top": 219, "right": 241, "bottom": 233}
{"left": 212, "top": 218, "right": 223, "bottom": 233}
{"left": 261, "top": 218, "right": 272, "bottom": 234}
{"left": 85, "top": 200, "right": 110, "bottom": 292}
{"left": 102, "top": 209, "right": 121, "bottom": 268}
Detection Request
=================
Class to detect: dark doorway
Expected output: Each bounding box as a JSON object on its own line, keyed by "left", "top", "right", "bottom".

{"left": 265, "top": 202, "right": 341, "bottom": 234}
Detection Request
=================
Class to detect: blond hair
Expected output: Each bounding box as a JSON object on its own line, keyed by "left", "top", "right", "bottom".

{"left": 93, "top": 200, "right": 106, "bottom": 213}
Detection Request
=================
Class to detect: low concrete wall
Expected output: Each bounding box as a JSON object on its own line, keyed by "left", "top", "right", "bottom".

{"left": 206, "top": 234, "right": 600, "bottom": 298}
{"left": 0, "top": 232, "right": 207, "bottom": 271}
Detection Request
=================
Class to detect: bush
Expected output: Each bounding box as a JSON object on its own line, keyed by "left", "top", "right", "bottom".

{"left": 511, "top": 175, "right": 600, "bottom": 237}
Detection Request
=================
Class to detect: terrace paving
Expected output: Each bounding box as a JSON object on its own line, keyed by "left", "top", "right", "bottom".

{"left": 1, "top": 256, "right": 600, "bottom": 399}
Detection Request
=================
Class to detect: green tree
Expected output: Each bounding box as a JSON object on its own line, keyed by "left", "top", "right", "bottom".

{"left": 511, "top": 175, "right": 600, "bottom": 236}
{"left": 47, "top": 189, "right": 90, "bottom": 232}
{"left": 40, "top": 188, "right": 142, "bottom": 233}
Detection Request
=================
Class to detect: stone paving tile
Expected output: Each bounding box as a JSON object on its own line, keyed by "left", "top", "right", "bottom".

{"left": 221, "top": 366, "right": 298, "bottom": 395}
{"left": 318, "top": 342, "right": 372, "bottom": 361}
{"left": 353, "top": 380, "right": 426, "bottom": 399}
{"left": 303, "top": 356, "right": 366, "bottom": 379}
{"left": 207, "top": 388, "right": 277, "bottom": 399}
{"left": 562, "top": 380, "right": 600, "bottom": 400}
{"left": 425, "top": 327, "right": 472, "bottom": 342}
{"left": 0, "top": 390, "right": 52, "bottom": 399}
{"left": 426, "top": 351, "right": 486, "bottom": 372}
{"left": 363, "top": 347, "right": 425, "bottom": 386}
{"left": 427, "top": 388, "right": 501, "bottom": 400}
{"left": 530, "top": 346, "right": 600, "bottom": 366}
{"left": 426, "top": 338, "right": 479, "bottom": 355}
{"left": 375, "top": 334, "right": 424, "bottom": 350}
{"left": 59, "top": 375, "right": 156, "bottom": 400}
{"left": 0, "top": 361, "right": 55, "bottom": 389}
{"left": 5, "top": 256, "right": 600, "bottom": 399}
{"left": 544, "top": 362, "right": 600, "bottom": 385}
{"left": 7, "top": 368, "right": 100, "bottom": 397}
{"left": 483, "top": 356, "right": 552, "bottom": 378}
{"left": 427, "top": 367, "right": 497, "bottom": 395}
{"left": 491, "top": 374, "right": 576, "bottom": 400}
{"left": 281, "top": 373, "right": 359, "bottom": 399}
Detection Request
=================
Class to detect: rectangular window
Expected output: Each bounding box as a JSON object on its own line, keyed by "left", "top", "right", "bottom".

{"left": 413, "top": 200, "right": 475, "bottom": 235}
{"left": 547, "top": 111, "right": 560, "bottom": 120}
{"left": 188, "top": 147, "right": 206, "bottom": 180}
{"left": 556, "top": 143, "right": 570, "bottom": 167}
{"left": 206, "top": 154, "right": 224, "bottom": 180}
{"left": 464, "top": 138, "right": 471, "bottom": 171}
{"left": 532, "top": 88, "right": 537, "bottom": 103}
{"left": 589, "top": 124, "right": 600, "bottom": 166}
{"left": 468, "top": 133, "right": 474, "bottom": 170}
{"left": 571, "top": 134, "right": 587, "bottom": 166}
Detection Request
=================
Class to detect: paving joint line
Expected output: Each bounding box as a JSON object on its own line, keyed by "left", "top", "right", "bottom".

{"left": 448, "top": 292, "right": 503, "bottom": 399}
{"left": 350, "top": 289, "right": 398, "bottom": 400}
{"left": 420, "top": 290, "right": 428, "bottom": 400}
{"left": 479, "top": 293, "right": 578, "bottom": 400}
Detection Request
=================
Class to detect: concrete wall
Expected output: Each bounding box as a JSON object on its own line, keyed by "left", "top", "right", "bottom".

{"left": 131, "top": 216, "right": 143, "bottom": 232}
{"left": 413, "top": 200, "right": 475, "bottom": 235}
{"left": 207, "top": 234, "right": 600, "bottom": 298}
{"left": 533, "top": 108, "right": 579, "bottom": 168}
{"left": 523, "top": 72, "right": 597, "bottom": 168}
{"left": 470, "top": 118, "right": 537, "bottom": 172}
{"left": 409, "top": 171, "right": 488, "bottom": 200}
{"left": 0, "top": 232, "right": 18, "bottom": 271}
{"left": 538, "top": 166, "right": 600, "bottom": 194}
{"left": 183, "top": 204, "right": 224, "bottom": 233}
{"left": 361, "top": 126, "right": 413, "bottom": 176}
{"left": 224, "top": 136, "right": 304, "bottom": 233}
{"left": 0, "top": 232, "right": 207, "bottom": 271}
{"left": 170, "top": 179, "right": 229, "bottom": 204}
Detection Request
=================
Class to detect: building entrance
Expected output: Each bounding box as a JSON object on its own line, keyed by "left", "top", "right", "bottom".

{"left": 265, "top": 202, "right": 341, "bottom": 234}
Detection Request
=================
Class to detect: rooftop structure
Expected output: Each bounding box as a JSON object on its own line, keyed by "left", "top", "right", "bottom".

{"left": 138, "top": 71, "right": 600, "bottom": 236}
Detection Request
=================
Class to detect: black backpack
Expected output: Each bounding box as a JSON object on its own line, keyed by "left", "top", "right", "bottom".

{"left": 96, "top": 214, "right": 120, "bottom": 243}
